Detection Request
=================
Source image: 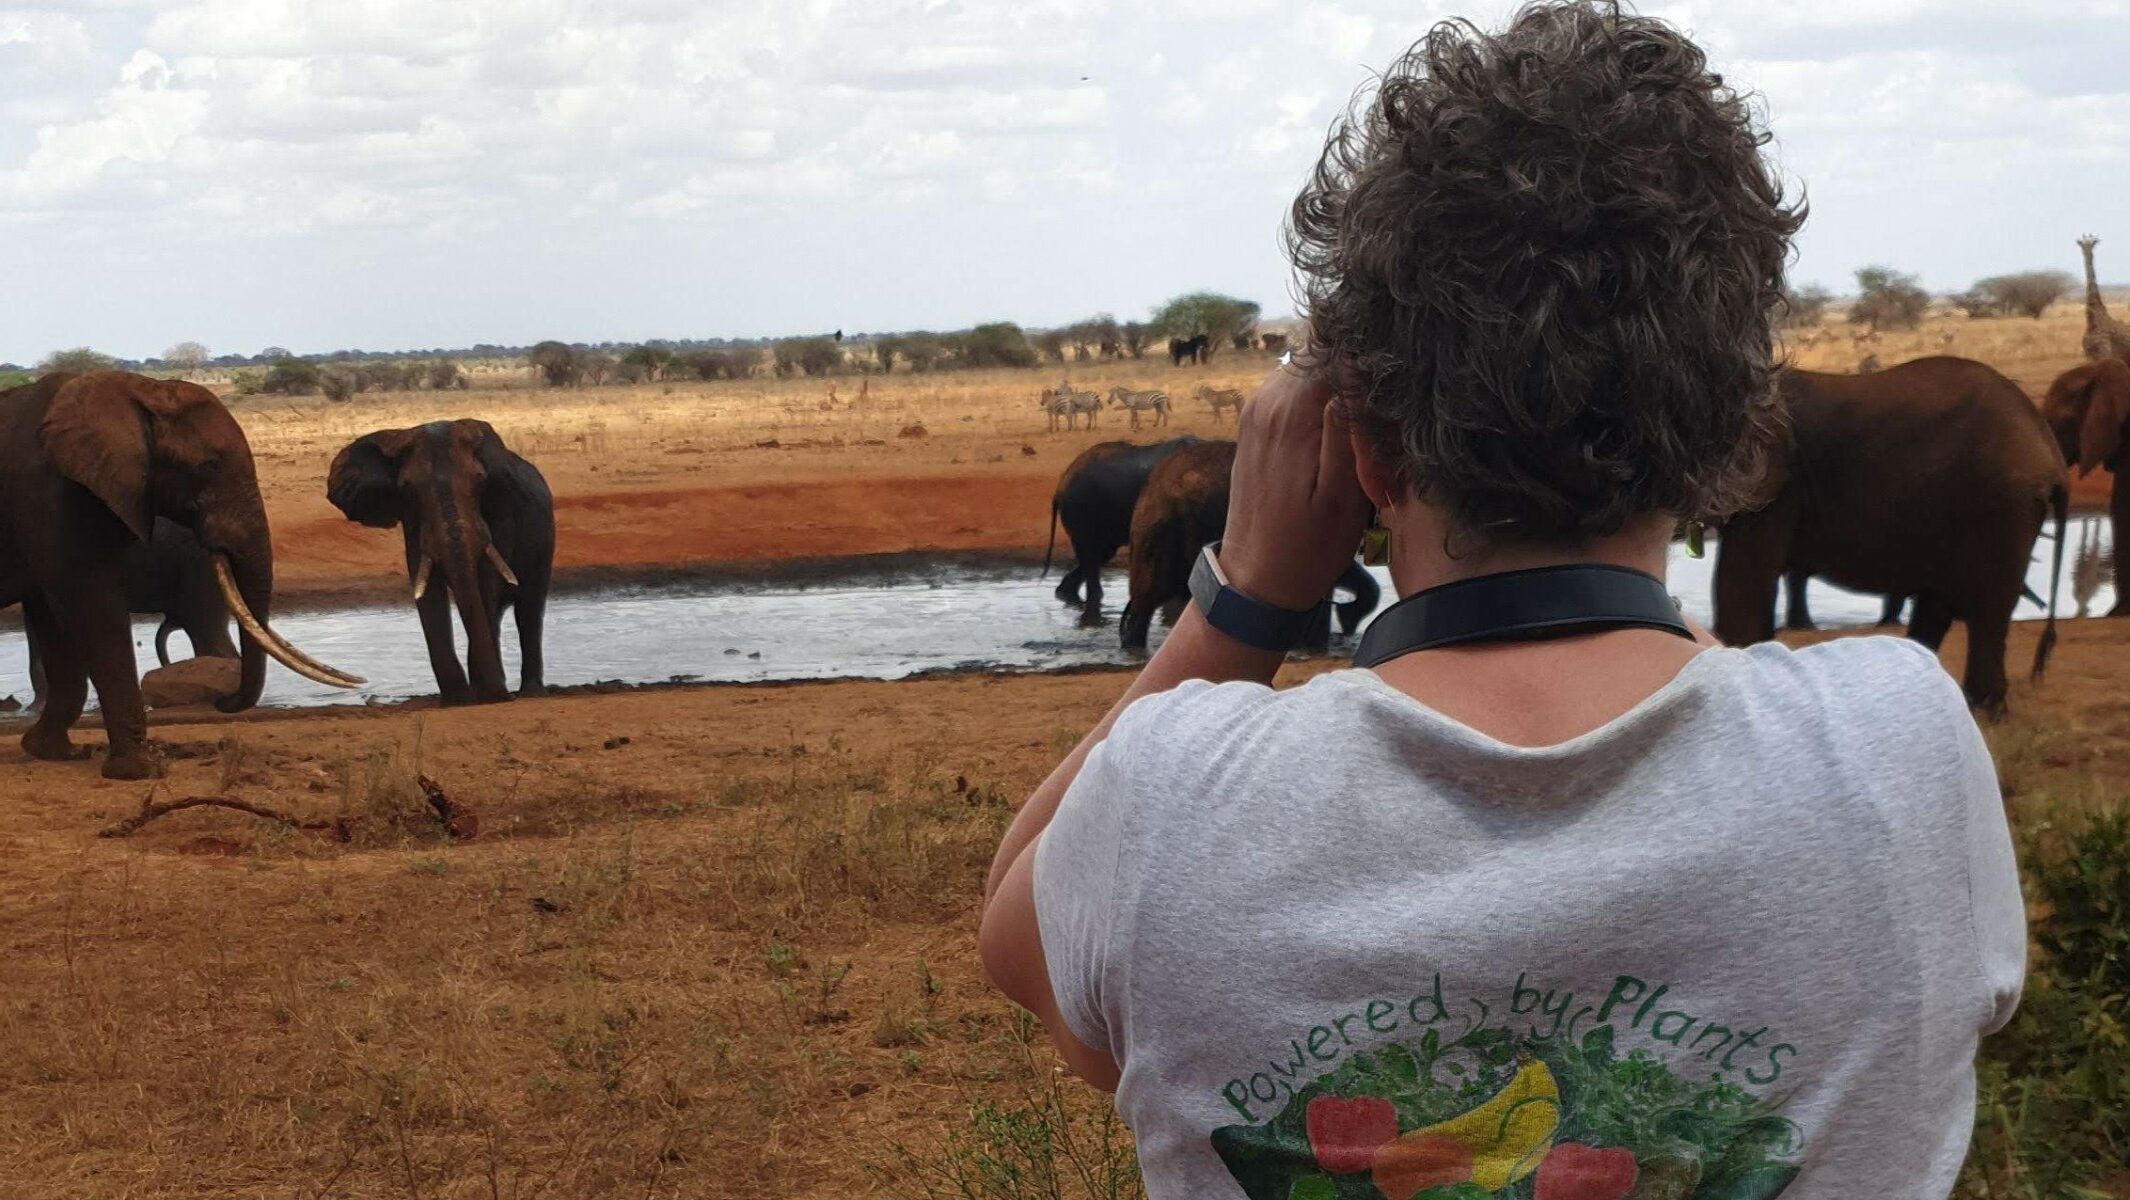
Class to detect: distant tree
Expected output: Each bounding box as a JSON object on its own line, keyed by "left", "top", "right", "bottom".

{"left": 1034, "top": 328, "right": 1069, "bottom": 363}
{"left": 319, "top": 369, "right": 355, "bottom": 403}
{"left": 871, "top": 337, "right": 902, "bottom": 374}
{"left": 954, "top": 323, "right": 1039, "bottom": 369}
{"left": 425, "top": 359, "right": 466, "bottom": 390}
{"left": 1780, "top": 284, "right": 1834, "bottom": 327}
{"left": 163, "top": 341, "right": 210, "bottom": 375}
{"left": 618, "top": 344, "right": 675, "bottom": 383}
{"left": 770, "top": 337, "right": 842, "bottom": 377}
{"left": 0, "top": 369, "right": 30, "bottom": 389}
{"left": 259, "top": 346, "right": 292, "bottom": 361}
{"left": 580, "top": 352, "right": 617, "bottom": 386}
{"left": 229, "top": 369, "right": 265, "bottom": 396}
{"left": 39, "top": 347, "right": 117, "bottom": 374}
{"left": 261, "top": 357, "right": 321, "bottom": 395}
{"left": 1949, "top": 287, "right": 2006, "bottom": 320}
{"left": 1849, "top": 266, "right": 1929, "bottom": 331}
{"left": 529, "top": 341, "right": 580, "bottom": 388}
{"left": 1975, "top": 270, "right": 2076, "bottom": 320}
{"left": 901, "top": 335, "right": 945, "bottom": 373}
{"left": 1152, "top": 292, "right": 1262, "bottom": 357}
{"left": 1121, "top": 321, "right": 1149, "bottom": 359}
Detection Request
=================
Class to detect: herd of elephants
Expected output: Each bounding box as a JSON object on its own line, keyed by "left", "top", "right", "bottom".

{"left": 0, "top": 347, "right": 2123, "bottom": 778}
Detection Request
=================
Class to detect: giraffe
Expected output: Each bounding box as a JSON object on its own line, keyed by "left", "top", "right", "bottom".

{"left": 2078, "top": 235, "right": 2130, "bottom": 362}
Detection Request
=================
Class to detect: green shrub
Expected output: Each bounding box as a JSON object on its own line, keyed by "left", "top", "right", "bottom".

{"left": 1781, "top": 284, "right": 1834, "bottom": 327}
{"left": 774, "top": 337, "right": 843, "bottom": 377}
{"left": 955, "top": 323, "right": 1039, "bottom": 369}
{"left": 1962, "top": 804, "right": 2130, "bottom": 1198}
{"left": 260, "top": 356, "right": 321, "bottom": 395}
{"left": 0, "top": 371, "right": 30, "bottom": 390}
{"left": 39, "top": 347, "right": 117, "bottom": 374}
{"left": 1850, "top": 266, "right": 1930, "bottom": 331}
{"left": 529, "top": 340, "right": 580, "bottom": 387}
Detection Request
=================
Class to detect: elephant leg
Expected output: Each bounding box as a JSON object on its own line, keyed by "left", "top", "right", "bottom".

{"left": 1335, "top": 561, "right": 1381, "bottom": 635}
{"left": 416, "top": 585, "right": 474, "bottom": 705}
{"left": 1054, "top": 563, "right": 1084, "bottom": 606}
{"left": 1960, "top": 592, "right": 2017, "bottom": 719}
{"left": 514, "top": 592, "right": 547, "bottom": 698}
{"left": 73, "top": 591, "right": 159, "bottom": 779}
{"left": 1907, "top": 594, "right": 1954, "bottom": 651}
{"left": 1878, "top": 595, "right": 1907, "bottom": 627}
{"left": 20, "top": 598, "right": 87, "bottom": 762}
{"left": 1782, "top": 570, "right": 1815, "bottom": 631}
{"left": 154, "top": 616, "right": 176, "bottom": 666}
{"left": 1079, "top": 565, "right": 1105, "bottom": 626}
{"left": 1298, "top": 602, "right": 1332, "bottom": 656}
{"left": 2110, "top": 474, "right": 2130, "bottom": 616}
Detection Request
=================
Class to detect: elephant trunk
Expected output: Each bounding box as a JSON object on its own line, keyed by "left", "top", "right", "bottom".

{"left": 439, "top": 515, "right": 511, "bottom": 702}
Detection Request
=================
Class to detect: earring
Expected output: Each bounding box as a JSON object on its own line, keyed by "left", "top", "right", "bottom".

{"left": 1361, "top": 509, "right": 1391, "bottom": 566}
{"left": 1683, "top": 519, "right": 1706, "bottom": 560}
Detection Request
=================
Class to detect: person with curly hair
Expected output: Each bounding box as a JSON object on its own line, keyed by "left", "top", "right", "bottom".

{"left": 981, "top": 4, "right": 2022, "bottom": 1198}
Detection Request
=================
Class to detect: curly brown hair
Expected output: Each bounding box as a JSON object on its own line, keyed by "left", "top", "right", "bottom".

{"left": 1288, "top": 0, "right": 1803, "bottom": 546}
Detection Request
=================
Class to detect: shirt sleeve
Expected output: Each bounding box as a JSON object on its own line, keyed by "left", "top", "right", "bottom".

{"left": 1031, "top": 697, "right": 1152, "bottom": 1057}
{"left": 1948, "top": 686, "right": 2026, "bottom": 1034}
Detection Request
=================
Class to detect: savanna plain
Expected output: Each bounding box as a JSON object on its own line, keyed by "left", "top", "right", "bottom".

{"left": 0, "top": 309, "right": 2124, "bottom": 1198}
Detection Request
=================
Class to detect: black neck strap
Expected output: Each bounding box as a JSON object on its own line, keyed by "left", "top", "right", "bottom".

{"left": 1354, "top": 564, "right": 1693, "bottom": 669}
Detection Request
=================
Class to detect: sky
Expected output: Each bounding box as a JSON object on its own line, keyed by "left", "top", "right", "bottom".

{"left": 3, "top": 0, "right": 2129, "bottom": 364}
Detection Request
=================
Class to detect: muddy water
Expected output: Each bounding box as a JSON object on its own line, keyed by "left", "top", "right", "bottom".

{"left": 0, "top": 520, "right": 2113, "bottom": 711}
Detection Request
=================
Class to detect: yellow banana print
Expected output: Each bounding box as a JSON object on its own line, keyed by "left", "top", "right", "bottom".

{"left": 1411, "top": 1057, "right": 1561, "bottom": 1190}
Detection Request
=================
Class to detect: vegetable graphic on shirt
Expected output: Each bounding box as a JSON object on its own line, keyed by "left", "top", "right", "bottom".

{"left": 1307, "top": 1096, "right": 1400, "bottom": 1174}
{"left": 1533, "top": 1142, "right": 1638, "bottom": 1200}
{"left": 1377, "top": 1057, "right": 1559, "bottom": 1196}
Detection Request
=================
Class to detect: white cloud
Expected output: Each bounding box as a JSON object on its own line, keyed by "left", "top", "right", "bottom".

{"left": 1, "top": 0, "right": 2128, "bottom": 361}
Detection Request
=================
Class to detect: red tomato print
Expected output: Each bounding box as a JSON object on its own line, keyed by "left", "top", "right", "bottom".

{"left": 1304, "top": 1095, "right": 1399, "bottom": 1175}
{"left": 1535, "top": 1142, "right": 1640, "bottom": 1200}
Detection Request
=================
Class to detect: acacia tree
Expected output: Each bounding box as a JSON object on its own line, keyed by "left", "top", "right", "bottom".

{"left": 40, "top": 347, "right": 117, "bottom": 374}
{"left": 1849, "top": 266, "right": 1929, "bottom": 331}
{"left": 1780, "top": 284, "right": 1833, "bottom": 327}
{"left": 1152, "top": 292, "right": 1262, "bottom": 355}
{"left": 163, "top": 341, "right": 210, "bottom": 376}
{"left": 1977, "top": 271, "right": 2076, "bottom": 320}
{"left": 529, "top": 341, "right": 580, "bottom": 387}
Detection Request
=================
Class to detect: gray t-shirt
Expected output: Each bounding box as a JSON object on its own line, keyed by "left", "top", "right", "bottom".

{"left": 1035, "top": 637, "right": 2024, "bottom": 1200}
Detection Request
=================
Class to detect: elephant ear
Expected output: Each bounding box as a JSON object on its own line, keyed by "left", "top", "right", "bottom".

{"left": 38, "top": 371, "right": 184, "bottom": 542}
{"left": 464, "top": 419, "right": 536, "bottom": 500}
{"left": 2075, "top": 359, "right": 2130, "bottom": 476}
{"left": 327, "top": 428, "right": 417, "bottom": 528}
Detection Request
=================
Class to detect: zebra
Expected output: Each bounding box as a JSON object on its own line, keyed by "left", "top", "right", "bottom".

{"left": 1194, "top": 383, "right": 1246, "bottom": 421}
{"left": 1041, "top": 385, "right": 1101, "bottom": 431}
{"left": 1109, "top": 386, "right": 1170, "bottom": 430}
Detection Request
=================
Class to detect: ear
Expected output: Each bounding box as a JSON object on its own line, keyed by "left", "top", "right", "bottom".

{"left": 326, "top": 429, "right": 417, "bottom": 528}
{"left": 462, "top": 419, "right": 522, "bottom": 492}
{"left": 2071, "top": 360, "right": 2130, "bottom": 476}
{"left": 38, "top": 372, "right": 183, "bottom": 541}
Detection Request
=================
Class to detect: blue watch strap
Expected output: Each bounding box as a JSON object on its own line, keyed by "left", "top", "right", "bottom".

{"left": 1188, "top": 541, "right": 1323, "bottom": 652}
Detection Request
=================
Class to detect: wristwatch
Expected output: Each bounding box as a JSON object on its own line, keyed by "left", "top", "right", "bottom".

{"left": 1188, "top": 541, "right": 1324, "bottom": 653}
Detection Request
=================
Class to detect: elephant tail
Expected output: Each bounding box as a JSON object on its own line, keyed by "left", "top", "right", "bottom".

{"left": 2032, "top": 482, "right": 2069, "bottom": 681}
{"left": 1042, "top": 501, "right": 1060, "bottom": 578}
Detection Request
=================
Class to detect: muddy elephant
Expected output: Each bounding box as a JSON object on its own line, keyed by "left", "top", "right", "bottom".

{"left": 1715, "top": 357, "right": 2067, "bottom": 715}
{"left": 1168, "top": 335, "right": 1209, "bottom": 366}
{"left": 26, "top": 517, "right": 238, "bottom": 709}
{"left": 1117, "top": 439, "right": 1380, "bottom": 652}
{"left": 0, "top": 372, "right": 360, "bottom": 777}
{"left": 1045, "top": 436, "right": 1199, "bottom": 623}
{"left": 328, "top": 420, "right": 554, "bottom": 704}
{"left": 2041, "top": 357, "right": 2130, "bottom": 615}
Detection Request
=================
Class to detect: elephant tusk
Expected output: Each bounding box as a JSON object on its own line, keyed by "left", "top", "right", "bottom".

{"left": 411, "top": 553, "right": 434, "bottom": 602}
{"left": 485, "top": 544, "right": 520, "bottom": 587}
{"left": 213, "top": 557, "right": 366, "bottom": 688}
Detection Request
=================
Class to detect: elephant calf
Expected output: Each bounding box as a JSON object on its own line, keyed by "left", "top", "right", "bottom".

{"left": 328, "top": 420, "right": 554, "bottom": 705}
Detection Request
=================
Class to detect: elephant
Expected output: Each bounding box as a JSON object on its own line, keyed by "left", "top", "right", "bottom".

{"left": 26, "top": 517, "right": 238, "bottom": 709}
{"left": 1780, "top": 571, "right": 1905, "bottom": 631}
{"left": 1117, "top": 439, "right": 1381, "bottom": 652}
{"left": 1714, "top": 357, "right": 2067, "bottom": 715}
{"left": 1045, "top": 436, "right": 1200, "bottom": 623}
{"left": 1168, "top": 335, "right": 1209, "bottom": 366}
{"left": 327, "top": 420, "right": 554, "bottom": 705}
{"left": 2040, "top": 357, "right": 2130, "bottom": 615}
{"left": 0, "top": 372, "right": 360, "bottom": 777}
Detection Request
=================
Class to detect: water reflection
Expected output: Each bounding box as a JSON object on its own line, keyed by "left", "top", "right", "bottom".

{"left": 0, "top": 519, "right": 2111, "bottom": 710}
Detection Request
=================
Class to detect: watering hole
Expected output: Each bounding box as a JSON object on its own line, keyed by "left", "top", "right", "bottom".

{"left": 0, "top": 519, "right": 2114, "bottom": 711}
